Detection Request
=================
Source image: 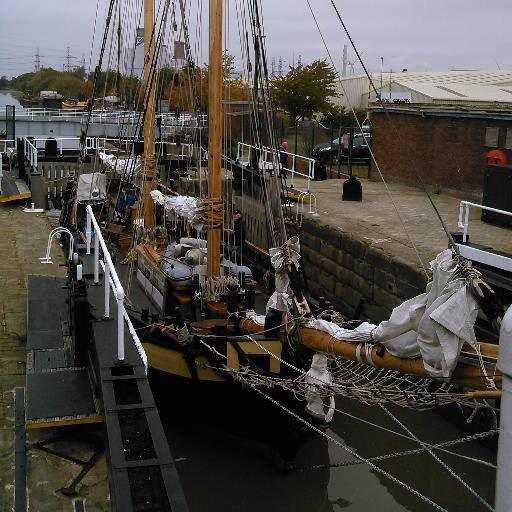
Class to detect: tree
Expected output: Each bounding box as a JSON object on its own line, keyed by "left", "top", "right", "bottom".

{"left": 322, "top": 105, "right": 367, "bottom": 129}
{"left": 270, "top": 60, "right": 338, "bottom": 122}
{"left": 162, "top": 50, "right": 246, "bottom": 113}
{"left": 222, "top": 50, "right": 236, "bottom": 81}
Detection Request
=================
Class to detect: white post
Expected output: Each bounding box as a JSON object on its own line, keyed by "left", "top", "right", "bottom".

{"left": 291, "top": 154, "right": 296, "bottom": 188}
{"left": 463, "top": 204, "right": 470, "bottom": 243}
{"left": 94, "top": 233, "right": 99, "bottom": 284}
{"left": 496, "top": 305, "right": 512, "bottom": 512}
{"left": 104, "top": 262, "right": 110, "bottom": 318}
{"left": 117, "top": 289, "right": 125, "bottom": 362}
{"left": 458, "top": 201, "right": 465, "bottom": 229}
{"left": 86, "top": 209, "right": 91, "bottom": 254}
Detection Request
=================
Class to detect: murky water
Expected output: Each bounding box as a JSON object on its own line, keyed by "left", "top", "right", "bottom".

{"left": 156, "top": 387, "right": 496, "bottom": 511}
{"left": 0, "top": 90, "right": 23, "bottom": 110}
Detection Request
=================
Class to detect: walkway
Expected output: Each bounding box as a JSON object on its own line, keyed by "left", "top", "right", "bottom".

{"left": 295, "top": 176, "right": 512, "bottom": 272}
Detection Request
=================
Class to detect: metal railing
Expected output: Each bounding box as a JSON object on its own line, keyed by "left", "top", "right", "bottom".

{"left": 458, "top": 201, "right": 512, "bottom": 242}
{"left": 0, "top": 139, "right": 15, "bottom": 152}
{"left": 457, "top": 200, "right": 512, "bottom": 273}
{"left": 20, "top": 135, "right": 194, "bottom": 166}
{"left": 236, "top": 142, "right": 316, "bottom": 191}
{"left": 23, "top": 137, "right": 38, "bottom": 171}
{"left": 40, "top": 227, "right": 75, "bottom": 263}
{"left": 295, "top": 192, "right": 319, "bottom": 225}
{"left": 1, "top": 107, "right": 207, "bottom": 127}
{"left": 86, "top": 205, "right": 147, "bottom": 370}
{"left": 29, "top": 136, "right": 82, "bottom": 154}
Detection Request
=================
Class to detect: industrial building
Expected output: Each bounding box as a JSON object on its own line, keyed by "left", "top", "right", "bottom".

{"left": 334, "top": 70, "right": 512, "bottom": 109}
{"left": 368, "top": 104, "right": 512, "bottom": 195}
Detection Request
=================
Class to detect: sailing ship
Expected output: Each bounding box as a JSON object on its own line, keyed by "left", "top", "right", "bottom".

{"left": 57, "top": 0, "right": 506, "bottom": 465}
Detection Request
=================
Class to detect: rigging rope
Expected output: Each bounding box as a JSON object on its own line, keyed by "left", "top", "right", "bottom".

{"left": 380, "top": 404, "right": 494, "bottom": 511}
{"left": 327, "top": 0, "right": 461, "bottom": 260}
{"left": 244, "top": 381, "right": 450, "bottom": 512}
{"left": 304, "top": 0, "right": 429, "bottom": 277}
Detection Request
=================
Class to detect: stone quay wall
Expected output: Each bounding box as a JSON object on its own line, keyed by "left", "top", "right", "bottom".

{"left": 299, "top": 218, "right": 428, "bottom": 323}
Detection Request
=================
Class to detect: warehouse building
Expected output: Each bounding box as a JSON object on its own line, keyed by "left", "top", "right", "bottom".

{"left": 334, "top": 70, "right": 512, "bottom": 109}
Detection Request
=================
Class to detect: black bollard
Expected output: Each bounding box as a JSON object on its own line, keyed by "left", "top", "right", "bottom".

{"left": 342, "top": 175, "right": 362, "bottom": 201}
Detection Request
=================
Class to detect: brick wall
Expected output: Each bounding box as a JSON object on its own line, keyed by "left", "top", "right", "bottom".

{"left": 369, "top": 109, "right": 512, "bottom": 194}
{"left": 300, "top": 218, "right": 428, "bottom": 323}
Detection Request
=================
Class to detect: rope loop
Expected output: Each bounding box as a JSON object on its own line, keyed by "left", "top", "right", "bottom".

{"left": 200, "top": 197, "right": 224, "bottom": 228}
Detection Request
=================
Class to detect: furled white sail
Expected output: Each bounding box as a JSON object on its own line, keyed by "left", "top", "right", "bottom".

{"left": 305, "top": 250, "right": 481, "bottom": 378}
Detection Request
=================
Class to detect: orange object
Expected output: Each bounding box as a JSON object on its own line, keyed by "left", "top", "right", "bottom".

{"left": 486, "top": 149, "right": 508, "bottom": 165}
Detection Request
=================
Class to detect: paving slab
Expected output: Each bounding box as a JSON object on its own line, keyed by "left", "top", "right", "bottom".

{"left": 294, "top": 176, "right": 512, "bottom": 272}
{"left": 0, "top": 204, "right": 108, "bottom": 511}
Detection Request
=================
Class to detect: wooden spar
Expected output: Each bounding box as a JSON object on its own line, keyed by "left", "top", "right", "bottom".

{"left": 238, "top": 317, "right": 501, "bottom": 390}
{"left": 142, "top": 0, "right": 157, "bottom": 228}
{"left": 206, "top": 0, "right": 223, "bottom": 277}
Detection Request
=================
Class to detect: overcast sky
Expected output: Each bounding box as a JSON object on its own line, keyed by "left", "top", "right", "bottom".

{"left": 0, "top": 0, "right": 510, "bottom": 79}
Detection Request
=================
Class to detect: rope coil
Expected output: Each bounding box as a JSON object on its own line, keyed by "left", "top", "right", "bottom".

{"left": 200, "top": 197, "right": 224, "bottom": 228}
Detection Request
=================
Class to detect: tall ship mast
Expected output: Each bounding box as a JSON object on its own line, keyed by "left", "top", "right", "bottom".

{"left": 142, "top": 0, "right": 157, "bottom": 228}
{"left": 206, "top": 0, "right": 223, "bottom": 277}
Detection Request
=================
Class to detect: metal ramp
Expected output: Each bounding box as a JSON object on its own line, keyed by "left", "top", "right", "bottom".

{"left": 0, "top": 170, "right": 31, "bottom": 203}
{"left": 25, "top": 275, "right": 102, "bottom": 429}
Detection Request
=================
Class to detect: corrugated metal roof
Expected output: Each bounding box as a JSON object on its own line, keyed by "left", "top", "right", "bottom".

{"left": 392, "top": 81, "right": 512, "bottom": 102}
{"left": 334, "top": 70, "right": 512, "bottom": 108}
{"left": 350, "top": 70, "right": 512, "bottom": 86}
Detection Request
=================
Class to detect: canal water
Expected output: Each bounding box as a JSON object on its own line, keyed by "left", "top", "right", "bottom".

{"left": 155, "top": 383, "right": 496, "bottom": 511}
{"left": 0, "top": 90, "right": 23, "bottom": 110}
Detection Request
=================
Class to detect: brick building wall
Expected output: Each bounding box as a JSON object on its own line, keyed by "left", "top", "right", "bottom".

{"left": 369, "top": 108, "right": 512, "bottom": 194}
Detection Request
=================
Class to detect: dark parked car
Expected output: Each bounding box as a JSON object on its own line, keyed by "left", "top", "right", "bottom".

{"left": 312, "top": 132, "right": 371, "bottom": 164}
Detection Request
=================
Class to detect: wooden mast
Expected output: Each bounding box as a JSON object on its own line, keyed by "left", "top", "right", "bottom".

{"left": 206, "top": 0, "right": 223, "bottom": 277}
{"left": 142, "top": 0, "right": 157, "bottom": 228}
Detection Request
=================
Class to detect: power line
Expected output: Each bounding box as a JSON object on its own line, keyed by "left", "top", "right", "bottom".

{"left": 63, "top": 46, "right": 77, "bottom": 72}
{"left": 34, "top": 47, "right": 43, "bottom": 72}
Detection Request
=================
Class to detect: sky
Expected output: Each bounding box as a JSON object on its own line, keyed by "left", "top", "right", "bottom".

{"left": 0, "top": 0, "right": 510, "bottom": 79}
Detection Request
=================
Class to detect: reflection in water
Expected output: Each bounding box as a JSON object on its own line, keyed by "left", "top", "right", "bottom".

{"left": 0, "top": 91, "right": 23, "bottom": 109}
{"left": 152, "top": 376, "right": 496, "bottom": 512}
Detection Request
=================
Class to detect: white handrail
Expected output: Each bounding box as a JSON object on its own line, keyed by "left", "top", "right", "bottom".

{"left": 458, "top": 200, "right": 512, "bottom": 243}
{"left": 0, "top": 139, "right": 15, "bottom": 152}
{"left": 1, "top": 107, "right": 207, "bottom": 127}
{"left": 39, "top": 227, "right": 74, "bottom": 263}
{"left": 86, "top": 205, "right": 147, "bottom": 370}
{"left": 237, "top": 142, "right": 315, "bottom": 191}
{"left": 23, "top": 137, "right": 38, "bottom": 171}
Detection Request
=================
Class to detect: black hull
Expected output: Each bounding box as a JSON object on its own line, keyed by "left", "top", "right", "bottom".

{"left": 148, "top": 364, "right": 322, "bottom": 465}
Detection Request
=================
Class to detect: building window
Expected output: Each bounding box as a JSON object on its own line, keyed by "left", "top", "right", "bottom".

{"left": 506, "top": 128, "right": 512, "bottom": 150}
{"left": 485, "top": 127, "right": 499, "bottom": 148}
